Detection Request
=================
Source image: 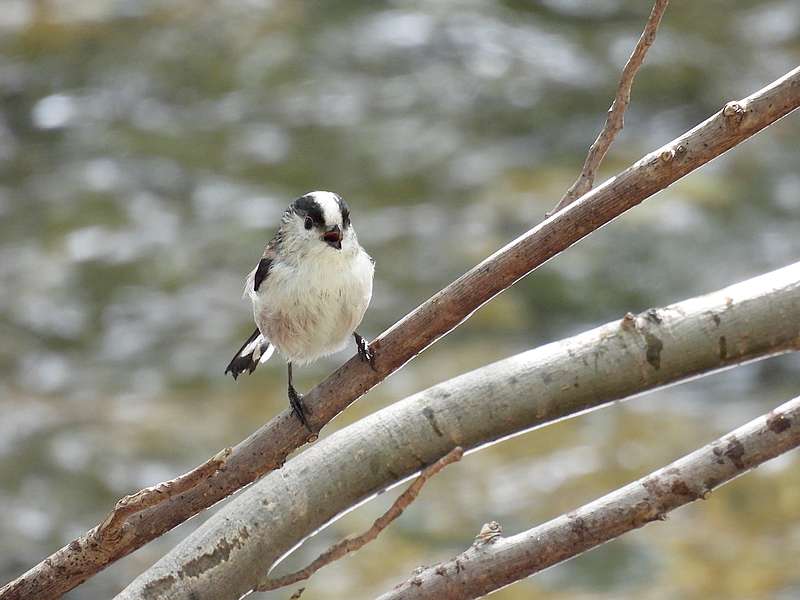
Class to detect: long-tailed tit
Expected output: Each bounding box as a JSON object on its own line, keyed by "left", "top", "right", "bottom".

{"left": 225, "top": 191, "right": 375, "bottom": 429}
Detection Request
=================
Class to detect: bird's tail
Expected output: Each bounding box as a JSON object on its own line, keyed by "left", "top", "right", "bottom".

{"left": 225, "top": 328, "right": 275, "bottom": 379}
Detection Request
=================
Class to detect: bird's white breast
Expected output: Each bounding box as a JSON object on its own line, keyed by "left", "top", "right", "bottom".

{"left": 248, "top": 247, "right": 374, "bottom": 365}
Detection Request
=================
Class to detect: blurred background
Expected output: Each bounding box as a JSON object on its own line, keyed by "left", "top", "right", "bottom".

{"left": 1, "top": 1, "right": 799, "bottom": 598}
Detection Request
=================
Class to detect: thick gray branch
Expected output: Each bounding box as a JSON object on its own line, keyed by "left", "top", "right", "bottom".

{"left": 379, "top": 395, "right": 800, "bottom": 600}
{"left": 116, "top": 262, "right": 800, "bottom": 599}
{"left": 5, "top": 67, "right": 799, "bottom": 600}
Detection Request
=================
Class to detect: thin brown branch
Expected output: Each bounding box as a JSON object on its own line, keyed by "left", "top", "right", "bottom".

{"left": 379, "top": 397, "right": 800, "bottom": 600}
{"left": 256, "top": 447, "right": 463, "bottom": 592}
{"left": 3, "top": 66, "right": 799, "bottom": 600}
{"left": 551, "top": 0, "right": 669, "bottom": 215}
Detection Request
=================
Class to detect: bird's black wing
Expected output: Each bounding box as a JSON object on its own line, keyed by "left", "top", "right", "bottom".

{"left": 253, "top": 239, "right": 280, "bottom": 292}
{"left": 253, "top": 257, "right": 272, "bottom": 291}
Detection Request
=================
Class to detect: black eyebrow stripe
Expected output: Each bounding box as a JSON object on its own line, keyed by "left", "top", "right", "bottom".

{"left": 292, "top": 195, "right": 325, "bottom": 226}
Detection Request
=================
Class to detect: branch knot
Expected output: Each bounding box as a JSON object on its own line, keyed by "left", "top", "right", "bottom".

{"left": 474, "top": 521, "right": 503, "bottom": 545}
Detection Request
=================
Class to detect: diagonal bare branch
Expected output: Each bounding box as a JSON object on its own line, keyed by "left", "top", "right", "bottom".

{"left": 3, "top": 66, "right": 799, "bottom": 600}
{"left": 551, "top": 0, "right": 669, "bottom": 215}
{"left": 379, "top": 396, "right": 800, "bottom": 600}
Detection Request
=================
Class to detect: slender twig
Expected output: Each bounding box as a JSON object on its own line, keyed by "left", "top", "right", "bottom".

{"left": 97, "top": 447, "right": 232, "bottom": 539}
{"left": 256, "top": 447, "right": 463, "bottom": 592}
{"left": 550, "top": 0, "right": 669, "bottom": 215}
{"left": 3, "top": 66, "right": 800, "bottom": 600}
{"left": 378, "top": 397, "right": 800, "bottom": 600}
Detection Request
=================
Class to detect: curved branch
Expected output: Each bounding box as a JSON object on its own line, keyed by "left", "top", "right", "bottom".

{"left": 3, "top": 67, "right": 799, "bottom": 600}
{"left": 553, "top": 0, "right": 669, "bottom": 214}
{"left": 379, "top": 395, "right": 800, "bottom": 600}
{"left": 115, "top": 262, "right": 800, "bottom": 599}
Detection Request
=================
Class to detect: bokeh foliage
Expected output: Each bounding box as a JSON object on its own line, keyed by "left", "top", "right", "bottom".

{"left": 0, "top": 1, "right": 798, "bottom": 598}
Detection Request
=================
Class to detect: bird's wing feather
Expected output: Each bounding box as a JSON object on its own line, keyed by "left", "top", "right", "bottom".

{"left": 243, "top": 243, "right": 278, "bottom": 297}
{"left": 253, "top": 256, "right": 272, "bottom": 291}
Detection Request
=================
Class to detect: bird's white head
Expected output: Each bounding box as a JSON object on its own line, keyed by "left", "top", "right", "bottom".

{"left": 278, "top": 191, "right": 356, "bottom": 258}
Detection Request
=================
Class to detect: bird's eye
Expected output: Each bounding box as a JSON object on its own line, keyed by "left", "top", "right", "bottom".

{"left": 304, "top": 217, "right": 313, "bottom": 230}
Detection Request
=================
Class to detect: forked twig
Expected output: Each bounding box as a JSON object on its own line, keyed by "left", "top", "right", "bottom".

{"left": 550, "top": 0, "right": 669, "bottom": 215}
{"left": 256, "top": 447, "right": 464, "bottom": 592}
{"left": 97, "top": 447, "right": 232, "bottom": 539}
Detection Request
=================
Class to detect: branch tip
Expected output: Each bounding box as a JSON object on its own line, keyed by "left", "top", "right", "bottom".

{"left": 97, "top": 446, "right": 233, "bottom": 539}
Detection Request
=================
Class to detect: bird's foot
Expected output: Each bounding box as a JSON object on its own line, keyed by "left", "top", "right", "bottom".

{"left": 354, "top": 332, "right": 376, "bottom": 371}
{"left": 288, "top": 385, "right": 312, "bottom": 431}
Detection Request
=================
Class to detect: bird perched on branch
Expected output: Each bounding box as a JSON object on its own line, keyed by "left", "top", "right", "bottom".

{"left": 225, "top": 191, "right": 375, "bottom": 430}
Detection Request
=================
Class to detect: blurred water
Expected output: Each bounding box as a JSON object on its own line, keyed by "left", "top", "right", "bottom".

{"left": 1, "top": 1, "right": 799, "bottom": 598}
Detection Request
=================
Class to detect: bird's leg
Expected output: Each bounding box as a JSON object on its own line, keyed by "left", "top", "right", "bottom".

{"left": 353, "top": 331, "right": 376, "bottom": 370}
{"left": 287, "top": 362, "right": 311, "bottom": 431}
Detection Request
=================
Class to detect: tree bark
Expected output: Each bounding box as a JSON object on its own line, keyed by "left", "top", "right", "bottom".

{"left": 4, "top": 66, "right": 799, "bottom": 600}
{"left": 115, "top": 262, "right": 800, "bottom": 599}
{"left": 378, "top": 395, "right": 800, "bottom": 600}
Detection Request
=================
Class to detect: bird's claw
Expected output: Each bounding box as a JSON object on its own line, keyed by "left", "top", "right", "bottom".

{"left": 288, "top": 385, "right": 312, "bottom": 431}
{"left": 354, "top": 333, "right": 376, "bottom": 371}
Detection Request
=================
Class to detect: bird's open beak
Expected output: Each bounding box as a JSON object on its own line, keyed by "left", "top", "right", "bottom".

{"left": 322, "top": 225, "right": 342, "bottom": 250}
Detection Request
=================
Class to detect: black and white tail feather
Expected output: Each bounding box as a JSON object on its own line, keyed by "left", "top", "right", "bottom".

{"left": 224, "top": 328, "right": 275, "bottom": 379}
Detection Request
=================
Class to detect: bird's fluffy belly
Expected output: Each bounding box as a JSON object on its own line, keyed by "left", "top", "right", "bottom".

{"left": 251, "top": 252, "right": 372, "bottom": 365}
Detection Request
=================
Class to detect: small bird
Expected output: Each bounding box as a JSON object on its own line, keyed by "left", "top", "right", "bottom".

{"left": 225, "top": 191, "right": 375, "bottom": 430}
